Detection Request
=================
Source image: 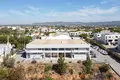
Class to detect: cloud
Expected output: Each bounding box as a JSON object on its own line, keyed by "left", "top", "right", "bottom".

{"left": 101, "top": 0, "right": 117, "bottom": 4}
{"left": 27, "top": 5, "right": 40, "bottom": 11}
{"left": 2, "top": 5, "right": 119, "bottom": 24}
{"left": 9, "top": 9, "right": 26, "bottom": 16}
{"left": 79, "top": 7, "right": 118, "bottom": 15}
{"left": 8, "top": 6, "right": 119, "bottom": 18}
{"left": 44, "top": 6, "right": 119, "bottom": 17}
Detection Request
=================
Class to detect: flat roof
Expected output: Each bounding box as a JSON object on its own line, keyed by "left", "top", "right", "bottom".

{"left": 29, "top": 39, "right": 87, "bottom": 44}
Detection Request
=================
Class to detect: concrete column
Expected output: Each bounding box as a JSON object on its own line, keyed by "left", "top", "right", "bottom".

{"left": 57, "top": 48, "right": 59, "bottom": 57}
{"left": 43, "top": 48, "right": 45, "bottom": 59}
{"left": 64, "top": 48, "right": 65, "bottom": 58}
{"left": 57, "top": 53, "right": 59, "bottom": 58}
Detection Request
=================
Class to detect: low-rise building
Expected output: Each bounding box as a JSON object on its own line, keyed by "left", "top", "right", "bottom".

{"left": 93, "top": 30, "right": 111, "bottom": 41}
{"left": 25, "top": 34, "right": 90, "bottom": 61}
{"left": 117, "top": 38, "right": 120, "bottom": 50}
{"left": 101, "top": 33, "right": 120, "bottom": 45}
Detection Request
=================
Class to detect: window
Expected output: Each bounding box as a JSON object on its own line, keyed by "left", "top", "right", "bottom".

{"left": 27, "top": 48, "right": 38, "bottom": 50}
{"left": 45, "top": 48, "right": 50, "bottom": 51}
{"left": 116, "top": 36, "right": 118, "bottom": 38}
{"left": 108, "top": 40, "right": 112, "bottom": 42}
{"left": 38, "top": 48, "right": 41, "bottom": 50}
{"left": 74, "top": 48, "right": 78, "bottom": 50}
{"left": 66, "top": 48, "right": 71, "bottom": 50}
{"left": 80, "top": 53, "right": 86, "bottom": 54}
{"left": 74, "top": 53, "right": 78, "bottom": 54}
{"left": 59, "top": 48, "right": 64, "bottom": 51}
{"left": 52, "top": 48, "right": 57, "bottom": 50}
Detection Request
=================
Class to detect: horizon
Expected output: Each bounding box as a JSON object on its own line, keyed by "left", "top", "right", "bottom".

{"left": 0, "top": 0, "right": 120, "bottom": 24}
{"left": 0, "top": 20, "right": 120, "bottom": 25}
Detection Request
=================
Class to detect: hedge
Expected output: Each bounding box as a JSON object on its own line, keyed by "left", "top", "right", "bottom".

{"left": 81, "top": 35, "right": 120, "bottom": 63}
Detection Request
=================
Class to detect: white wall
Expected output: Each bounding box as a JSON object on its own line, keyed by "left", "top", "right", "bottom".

{"left": 74, "top": 54, "right": 87, "bottom": 60}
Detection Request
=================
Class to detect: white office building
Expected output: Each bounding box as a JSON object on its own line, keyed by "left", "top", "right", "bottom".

{"left": 93, "top": 30, "right": 110, "bottom": 41}
{"left": 101, "top": 33, "right": 120, "bottom": 45}
{"left": 93, "top": 33, "right": 101, "bottom": 41}
{"left": 69, "top": 32, "right": 80, "bottom": 37}
{"left": 117, "top": 38, "right": 120, "bottom": 50}
{"left": 25, "top": 34, "right": 90, "bottom": 61}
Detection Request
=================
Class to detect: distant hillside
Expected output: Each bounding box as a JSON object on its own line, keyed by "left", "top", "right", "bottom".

{"left": 33, "top": 21, "right": 120, "bottom": 26}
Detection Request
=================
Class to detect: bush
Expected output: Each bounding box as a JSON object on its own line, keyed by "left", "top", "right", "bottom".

{"left": 44, "top": 76, "right": 53, "bottom": 80}
{"left": 17, "top": 61, "right": 20, "bottom": 64}
{"left": 69, "top": 69, "right": 74, "bottom": 75}
{"left": 0, "top": 67, "right": 8, "bottom": 80}
{"left": 107, "top": 49, "right": 120, "bottom": 62}
{"left": 31, "top": 60, "right": 37, "bottom": 64}
{"left": 99, "top": 64, "right": 110, "bottom": 73}
{"left": 77, "top": 60, "right": 81, "bottom": 64}
{"left": 106, "top": 72, "right": 113, "bottom": 79}
{"left": 7, "top": 65, "right": 26, "bottom": 80}
{"left": 44, "top": 65, "right": 52, "bottom": 73}
{"left": 2, "top": 58, "right": 15, "bottom": 68}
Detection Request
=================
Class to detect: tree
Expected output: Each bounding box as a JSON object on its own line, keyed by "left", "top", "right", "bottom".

{"left": 57, "top": 55, "right": 66, "bottom": 75}
{"left": 83, "top": 55, "right": 92, "bottom": 74}
{"left": 80, "top": 34, "right": 88, "bottom": 39}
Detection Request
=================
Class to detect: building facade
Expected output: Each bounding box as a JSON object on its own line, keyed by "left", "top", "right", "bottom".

{"left": 25, "top": 34, "right": 90, "bottom": 61}
{"left": 101, "top": 33, "right": 120, "bottom": 45}
{"left": 117, "top": 38, "right": 120, "bottom": 50}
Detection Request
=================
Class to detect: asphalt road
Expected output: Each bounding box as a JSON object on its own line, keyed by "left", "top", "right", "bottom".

{"left": 91, "top": 47, "right": 120, "bottom": 77}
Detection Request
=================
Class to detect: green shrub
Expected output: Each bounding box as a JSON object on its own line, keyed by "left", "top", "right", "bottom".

{"left": 69, "top": 69, "right": 74, "bottom": 75}
{"left": 44, "top": 65, "right": 52, "bottom": 73}
{"left": 2, "top": 57, "right": 15, "bottom": 68}
{"left": 77, "top": 60, "right": 81, "bottom": 64}
{"left": 31, "top": 60, "right": 37, "bottom": 64}
{"left": 0, "top": 67, "right": 8, "bottom": 80}
{"left": 44, "top": 76, "right": 53, "bottom": 80}
{"left": 99, "top": 64, "right": 110, "bottom": 73}
{"left": 17, "top": 61, "right": 20, "bottom": 64}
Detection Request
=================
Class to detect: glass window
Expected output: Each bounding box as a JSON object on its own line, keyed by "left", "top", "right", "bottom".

{"left": 38, "top": 48, "right": 41, "bottom": 50}
{"left": 80, "top": 53, "right": 86, "bottom": 54}
{"left": 66, "top": 48, "right": 71, "bottom": 50}
{"left": 59, "top": 48, "right": 64, "bottom": 50}
{"left": 74, "top": 48, "right": 78, "bottom": 50}
{"left": 45, "top": 48, "right": 50, "bottom": 51}
{"left": 74, "top": 53, "right": 78, "bottom": 54}
{"left": 52, "top": 48, "right": 57, "bottom": 50}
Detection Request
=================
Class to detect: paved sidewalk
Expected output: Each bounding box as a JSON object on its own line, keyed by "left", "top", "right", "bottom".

{"left": 92, "top": 48, "right": 120, "bottom": 77}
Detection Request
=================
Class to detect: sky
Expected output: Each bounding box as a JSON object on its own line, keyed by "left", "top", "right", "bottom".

{"left": 0, "top": 0, "right": 120, "bottom": 24}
